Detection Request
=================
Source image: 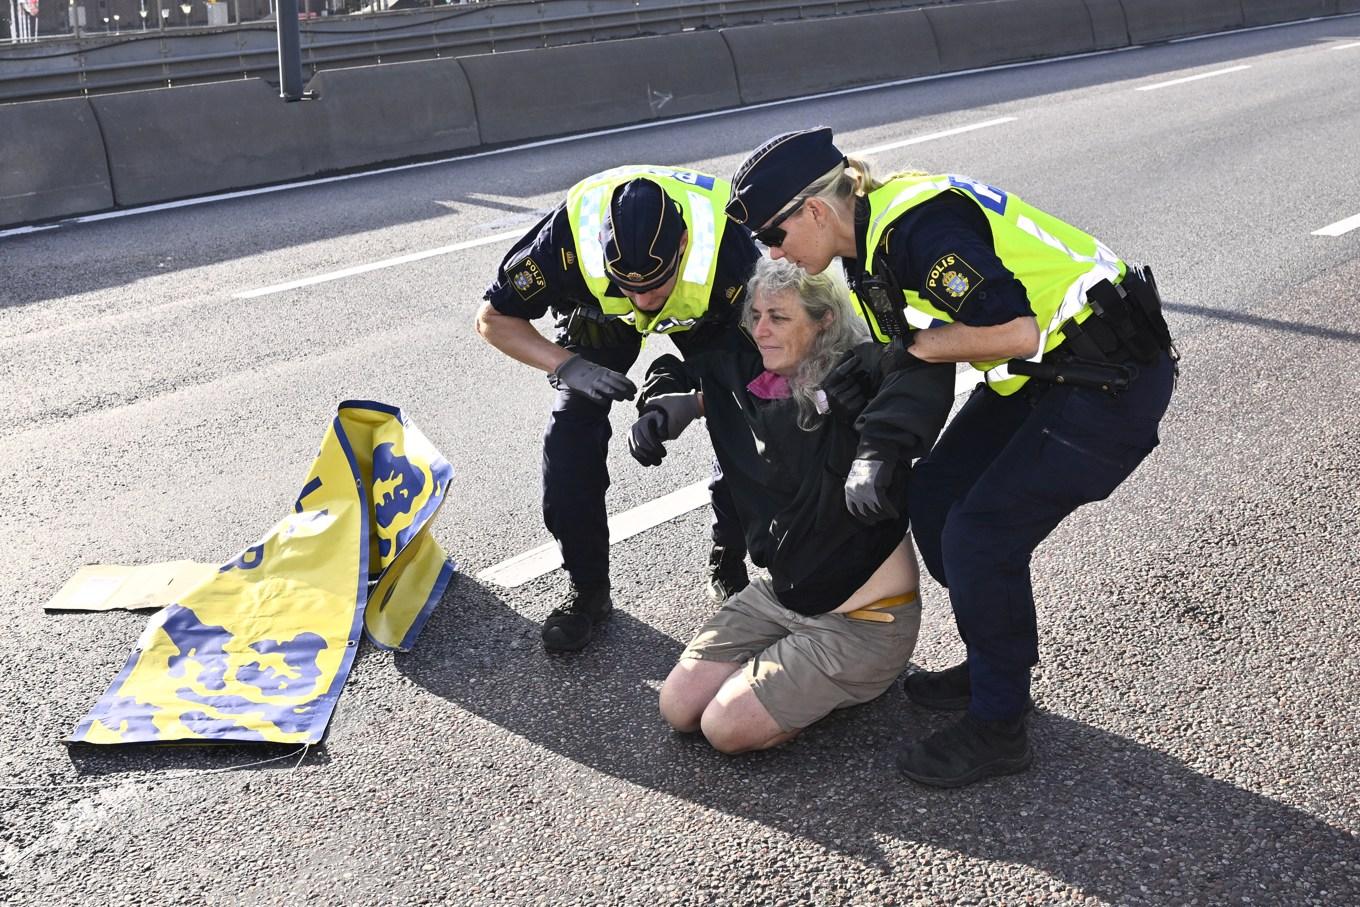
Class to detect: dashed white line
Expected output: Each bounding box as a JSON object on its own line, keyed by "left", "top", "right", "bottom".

{"left": 233, "top": 229, "right": 525, "bottom": 298}
{"left": 478, "top": 480, "right": 710, "bottom": 587}
{"left": 1313, "top": 212, "right": 1360, "bottom": 237}
{"left": 235, "top": 121, "right": 1018, "bottom": 298}
{"left": 1331, "top": 40, "right": 1360, "bottom": 50}
{"left": 1135, "top": 65, "right": 1251, "bottom": 91}
{"left": 856, "top": 118, "right": 1017, "bottom": 156}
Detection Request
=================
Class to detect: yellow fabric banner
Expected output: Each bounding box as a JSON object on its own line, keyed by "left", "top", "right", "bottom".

{"left": 68, "top": 401, "right": 456, "bottom": 745}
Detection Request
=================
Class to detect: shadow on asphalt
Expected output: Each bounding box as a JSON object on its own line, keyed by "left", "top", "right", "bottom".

{"left": 396, "top": 576, "right": 1359, "bottom": 902}
{"left": 66, "top": 741, "right": 331, "bottom": 777}
{"left": 1167, "top": 301, "right": 1360, "bottom": 344}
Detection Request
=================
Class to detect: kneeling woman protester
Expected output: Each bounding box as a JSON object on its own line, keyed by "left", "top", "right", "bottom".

{"left": 725, "top": 128, "right": 1177, "bottom": 787}
{"left": 628, "top": 257, "right": 954, "bottom": 753}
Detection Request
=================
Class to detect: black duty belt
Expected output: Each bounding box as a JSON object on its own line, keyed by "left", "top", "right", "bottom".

{"left": 1003, "top": 265, "right": 1179, "bottom": 396}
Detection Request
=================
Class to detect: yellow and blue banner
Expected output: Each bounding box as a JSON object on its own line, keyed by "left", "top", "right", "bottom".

{"left": 68, "top": 401, "right": 456, "bottom": 745}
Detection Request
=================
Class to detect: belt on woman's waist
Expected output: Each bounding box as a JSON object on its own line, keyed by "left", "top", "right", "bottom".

{"left": 844, "top": 590, "right": 919, "bottom": 623}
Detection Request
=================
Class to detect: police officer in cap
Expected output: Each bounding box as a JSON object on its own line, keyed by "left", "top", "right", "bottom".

{"left": 475, "top": 166, "right": 760, "bottom": 652}
{"left": 725, "top": 128, "right": 1177, "bottom": 786}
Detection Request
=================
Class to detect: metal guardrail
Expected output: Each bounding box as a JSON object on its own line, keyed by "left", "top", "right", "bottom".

{"left": 0, "top": 0, "right": 943, "bottom": 104}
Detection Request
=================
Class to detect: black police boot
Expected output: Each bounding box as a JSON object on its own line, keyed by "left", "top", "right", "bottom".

{"left": 904, "top": 662, "right": 1036, "bottom": 713}
{"left": 896, "top": 713, "right": 1033, "bottom": 788}
{"left": 541, "top": 584, "right": 613, "bottom": 653}
{"left": 705, "top": 545, "right": 749, "bottom": 603}
{"left": 903, "top": 661, "right": 972, "bottom": 710}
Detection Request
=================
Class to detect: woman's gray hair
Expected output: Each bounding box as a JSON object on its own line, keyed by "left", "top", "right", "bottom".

{"left": 742, "top": 257, "right": 868, "bottom": 430}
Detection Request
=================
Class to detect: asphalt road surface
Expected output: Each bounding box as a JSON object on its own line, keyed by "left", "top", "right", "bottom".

{"left": 3, "top": 15, "right": 1359, "bottom": 906}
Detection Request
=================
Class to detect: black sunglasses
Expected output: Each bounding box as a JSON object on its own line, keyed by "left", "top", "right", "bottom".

{"left": 754, "top": 197, "right": 807, "bottom": 248}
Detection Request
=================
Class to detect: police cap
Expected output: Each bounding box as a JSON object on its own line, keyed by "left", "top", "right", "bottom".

{"left": 601, "top": 178, "right": 686, "bottom": 294}
{"left": 726, "top": 127, "right": 846, "bottom": 230}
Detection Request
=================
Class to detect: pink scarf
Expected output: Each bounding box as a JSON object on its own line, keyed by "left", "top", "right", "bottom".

{"left": 747, "top": 370, "right": 792, "bottom": 400}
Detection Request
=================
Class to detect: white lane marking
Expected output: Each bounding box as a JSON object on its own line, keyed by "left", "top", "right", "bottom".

{"left": 1135, "top": 65, "right": 1251, "bottom": 91}
{"left": 0, "top": 46, "right": 1137, "bottom": 241}
{"left": 234, "top": 121, "right": 1017, "bottom": 298}
{"left": 856, "top": 117, "right": 1017, "bottom": 156}
{"left": 480, "top": 368, "right": 983, "bottom": 588}
{"left": 1331, "top": 41, "right": 1360, "bottom": 51}
{"left": 1313, "top": 212, "right": 1360, "bottom": 237}
{"left": 478, "top": 480, "right": 710, "bottom": 588}
{"left": 956, "top": 367, "right": 982, "bottom": 396}
{"left": 233, "top": 229, "right": 525, "bottom": 298}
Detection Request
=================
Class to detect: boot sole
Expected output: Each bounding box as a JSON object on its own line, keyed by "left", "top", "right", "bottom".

{"left": 897, "top": 746, "right": 1034, "bottom": 789}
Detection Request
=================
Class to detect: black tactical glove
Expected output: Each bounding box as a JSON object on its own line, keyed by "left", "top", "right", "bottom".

{"left": 880, "top": 336, "right": 928, "bottom": 375}
{"left": 547, "top": 353, "right": 637, "bottom": 404}
{"left": 628, "top": 393, "right": 701, "bottom": 467}
{"left": 821, "top": 349, "right": 871, "bottom": 424}
{"left": 844, "top": 457, "right": 898, "bottom": 524}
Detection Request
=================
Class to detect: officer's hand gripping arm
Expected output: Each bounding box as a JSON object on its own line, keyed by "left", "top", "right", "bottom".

{"left": 821, "top": 350, "right": 871, "bottom": 424}
{"left": 844, "top": 457, "right": 898, "bottom": 524}
{"left": 548, "top": 353, "right": 638, "bottom": 404}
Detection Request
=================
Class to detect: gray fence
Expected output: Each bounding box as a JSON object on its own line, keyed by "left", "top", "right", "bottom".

{"left": 0, "top": 0, "right": 950, "bottom": 103}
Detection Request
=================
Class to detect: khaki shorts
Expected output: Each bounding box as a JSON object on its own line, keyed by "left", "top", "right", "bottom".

{"left": 681, "top": 577, "right": 922, "bottom": 734}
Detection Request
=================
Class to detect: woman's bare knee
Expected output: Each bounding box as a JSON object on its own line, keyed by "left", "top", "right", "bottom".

{"left": 700, "top": 684, "right": 795, "bottom": 754}
{"left": 660, "top": 659, "right": 740, "bottom": 733}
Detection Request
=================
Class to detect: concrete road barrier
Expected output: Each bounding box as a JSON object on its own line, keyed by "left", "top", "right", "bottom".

{"left": 91, "top": 80, "right": 328, "bottom": 208}
{"left": 306, "top": 59, "right": 481, "bottom": 172}
{"left": 1082, "top": 0, "right": 1132, "bottom": 49}
{"left": 460, "top": 32, "right": 741, "bottom": 146}
{"left": 0, "top": 98, "right": 113, "bottom": 228}
{"left": 723, "top": 9, "right": 941, "bottom": 105}
{"left": 924, "top": 0, "right": 1098, "bottom": 71}
{"left": 1241, "top": 0, "right": 1330, "bottom": 23}
{"left": 1121, "top": 0, "right": 1245, "bottom": 44}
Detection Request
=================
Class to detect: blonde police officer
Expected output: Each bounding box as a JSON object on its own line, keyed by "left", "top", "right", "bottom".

{"left": 475, "top": 167, "right": 759, "bottom": 652}
{"left": 725, "top": 128, "right": 1176, "bottom": 787}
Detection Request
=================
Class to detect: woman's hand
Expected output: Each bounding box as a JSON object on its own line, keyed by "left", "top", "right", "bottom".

{"left": 628, "top": 393, "right": 702, "bottom": 467}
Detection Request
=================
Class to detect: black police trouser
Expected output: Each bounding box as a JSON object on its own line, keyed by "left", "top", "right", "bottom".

{"left": 542, "top": 339, "right": 744, "bottom": 592}
{"left": 909, "top": 351, "right": 1175, "bottom": 721}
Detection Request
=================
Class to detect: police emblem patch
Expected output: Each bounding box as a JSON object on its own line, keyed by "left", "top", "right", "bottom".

{"left": 943, "top": 271, "right": 970, "bottom": 296}
{"left": 509, "top": 257, "right": 546, "bottom": 300}
{"left": 924, "top": 253, "right": 984, "bottom": 312}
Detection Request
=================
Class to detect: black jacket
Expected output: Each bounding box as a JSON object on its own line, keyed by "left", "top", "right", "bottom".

{"left": 641, "top": 346, "right": 953, "bottom": 614}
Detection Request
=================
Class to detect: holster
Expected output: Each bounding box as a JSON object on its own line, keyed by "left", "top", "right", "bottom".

{"left": 1007, "top": 357, "right": 1134, "bottom": 395}
{"left": 1058, "top": 265, "right": 1177, "bottom": 368}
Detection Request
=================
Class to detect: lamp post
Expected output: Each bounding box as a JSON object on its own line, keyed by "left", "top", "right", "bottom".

{"left": 159, "top": 6, "right": 167, "bottom": 28}
{"left": 102, "top": 14, "right": 109, "bottom": 31}
{"left": 112, "top": 12, "right": 119, "bottom": 31}
{"left": 178, "top": 0, "right": 189, "bottom": 24}
{"left": 139, "top": 4, "right": 147, "bottom": 28}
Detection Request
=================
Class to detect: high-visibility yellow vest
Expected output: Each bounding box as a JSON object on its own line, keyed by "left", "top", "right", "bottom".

{"left": 859, "top": 174, "right": 1126, "bottom": 395}
{"left": 566, "top": 165, "right": 731, "bottom": 336}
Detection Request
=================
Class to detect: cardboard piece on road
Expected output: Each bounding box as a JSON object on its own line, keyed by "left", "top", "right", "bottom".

{"left": 45, "top": 561, "right": 218, "bottom": 612}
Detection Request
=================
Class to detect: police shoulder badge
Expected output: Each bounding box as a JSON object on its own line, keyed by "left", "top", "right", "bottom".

{"left": 924, "top": 252, "right": 983, "bottom": 312}
{"left": 508, "top": 255, "right": 547, "bottom": 300}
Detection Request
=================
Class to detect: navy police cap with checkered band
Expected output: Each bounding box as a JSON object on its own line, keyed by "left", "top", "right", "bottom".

{"left": 726, "top": 127, "right": 846, "bottom": 230}
{"left": 600, "top": 178, "right": 686, "bottom": 294}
